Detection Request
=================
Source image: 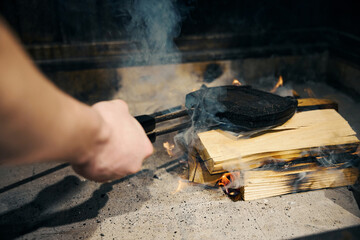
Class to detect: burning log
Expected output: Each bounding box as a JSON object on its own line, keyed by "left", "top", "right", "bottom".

{"left": 217, "top": 158, "right": 359, "bottom": 201}
{"left": 189, "top": 145, "right": 360, "bottom": 201}
{"left": 196, "top": 109, "right": 359, "bottom": 174}
{"left": 188, "top": 99, "right": 359, "bottom": 200}
{"left": 188, "top": 152, "right": 223, "bottom": 185}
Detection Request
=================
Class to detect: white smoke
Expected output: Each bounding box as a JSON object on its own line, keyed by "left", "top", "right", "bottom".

{"left": 126, "top": 0, "right": 182, "bottom": 65}
{"left": 115, "top": 0, "right": 188, "bottom": 114}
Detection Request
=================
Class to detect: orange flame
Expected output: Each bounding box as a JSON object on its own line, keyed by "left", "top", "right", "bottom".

{"left": 232, "top": 79, "right": 242, "bottom": 86}
{"left": 163, "top": 141, "right": 175, "bottom": 157}
{"left": 352, "top": 145, "right": 360, "bottom": 156}
{"left": 292, "top": 89, "right": 300, "bottom": 98}
{"left": 217, "top": 172, "right": 241, "bottom": 194}
{"left": 271, "top": 76, "right": 284, "bottom": 93}
{"left": 304, "top": 88, "right": 316, "bottom": 98}
{"left": 218, "top": 173, "right": 233, "bottom": 187}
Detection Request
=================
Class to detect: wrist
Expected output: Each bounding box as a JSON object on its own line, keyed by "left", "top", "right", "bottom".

{"left": 68, "top": 103, "right": 112, "bottom": 166}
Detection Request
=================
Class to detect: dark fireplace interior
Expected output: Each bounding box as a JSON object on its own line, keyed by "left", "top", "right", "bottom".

{"left": 0, "top": 0, "right": 359, "bottom": 104}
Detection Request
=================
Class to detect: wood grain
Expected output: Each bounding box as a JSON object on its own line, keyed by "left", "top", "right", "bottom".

{"left": 196, "top": 109, "right": 359, "bottom": 174}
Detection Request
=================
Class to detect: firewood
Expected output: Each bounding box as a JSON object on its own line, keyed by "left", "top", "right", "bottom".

{"left": 188, "top": 151, "right": 359, "bottom": 200}
{"left": 188, "top": 151, "right": 222, "bottom": 185}
{"left": 297, "top": 98, "right": 338, "bottom": 111}
{"left": 237, "top": 163, "right": 359, "bottom": 201}
{"left": 196, "top": 109, "right": 359, "bottom": 174}
{"left": 188, "top": 99, "right": 359, "bottom": 201}
{"left": 188, "top": 98, "right": 340, "bottom": 185}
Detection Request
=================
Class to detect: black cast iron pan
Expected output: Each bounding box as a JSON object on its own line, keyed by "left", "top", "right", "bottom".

{"left": 135, "top": 85, "right": 298, "bottom": 142}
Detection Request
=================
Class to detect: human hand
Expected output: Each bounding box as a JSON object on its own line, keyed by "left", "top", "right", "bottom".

{"left": 71, "top": 100, "right": 153, "bottom": 182}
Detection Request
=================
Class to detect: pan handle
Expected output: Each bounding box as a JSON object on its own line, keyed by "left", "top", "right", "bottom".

{"left": 135, "top": 108, "right": 191, "bottom": 142}
{"left": 135, "top": 108, "right": 189, "bottom": 132}
{"left": 134, "top": 115, "right": 156, "bottom": 133}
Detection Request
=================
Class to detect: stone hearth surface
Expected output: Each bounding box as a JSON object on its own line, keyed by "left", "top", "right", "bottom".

{"left": 0, "top": 60, "right": 359, "bottom": 240}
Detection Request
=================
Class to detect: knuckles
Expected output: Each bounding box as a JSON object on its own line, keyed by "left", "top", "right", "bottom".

{"left": 89, "top": 98, "right": 154, "bottom": 180}
{"left": 112, "top": 99, "right": 129, "bottom": 112}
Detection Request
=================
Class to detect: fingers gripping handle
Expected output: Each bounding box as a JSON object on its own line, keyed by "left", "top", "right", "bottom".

{"left": 135, "top": 115, "right": 156, "bottom": 133}
{"left": 135, "top": 115, "right": 156, "bottom": 142}
{"left": 135, "top": 114, "right": 190, "bottom": 143}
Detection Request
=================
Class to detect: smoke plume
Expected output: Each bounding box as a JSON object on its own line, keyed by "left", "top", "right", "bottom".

{"left": 126, "top": 0, "right": 182, "bottom": 65}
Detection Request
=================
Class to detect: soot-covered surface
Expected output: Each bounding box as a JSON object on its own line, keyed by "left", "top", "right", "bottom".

{"left": 0, "top": 60, "right": 359, "bottom": 239}
{"left": 186, "top": 86, "right": 297, "bottom": 130}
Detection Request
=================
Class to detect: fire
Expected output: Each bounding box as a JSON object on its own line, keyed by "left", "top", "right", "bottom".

{"left": 352, "top": 145, "right": 360, "bottom": 156}
{"left": 218, "top": 173, "right": 233, "bottom": 188}
{"left": 292, "top": 89, "right": 300, "bottom": 98}
{"left": 163, "top": 141, "right": 175, "bottom": 157}
{"left": 304, "top": 88, "right": 316, "bottom": 98}
{"left": 270, "top": 75, "right": 284, "bottom": 93}
{"left": 217, "top": 172, "right": 241, "bottom": 195}
{"left": 232, "top": 79, "right": 242, "bottom": 86}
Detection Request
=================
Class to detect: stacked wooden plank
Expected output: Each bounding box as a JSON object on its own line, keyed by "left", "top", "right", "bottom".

{"left": 189, "top": 99, "right": 360, "bottom": 200}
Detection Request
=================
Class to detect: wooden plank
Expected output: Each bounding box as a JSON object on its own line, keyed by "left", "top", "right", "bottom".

{"left": 188, "top": 152, "right": 222, "bottom": 186}
{"left": 240, "top": 165, "right": 359, "bottom": 201}
{"left": 297, "top": 98, "right": 338, "bottom": 111}
{"left": 188, "top": 149, "right": 359, "bottom": 202}
{"left": 189, "top": 99, "right": 354, "bottom": 186}
{"left": 196, "top": 109, "right": 359, "bottom": 174}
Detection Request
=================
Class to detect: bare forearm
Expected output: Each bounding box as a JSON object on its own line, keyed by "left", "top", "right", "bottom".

{"left": 0, "top": 19, "right": 153, "bottom": 182}
{"left": 0, "top": 19, "right": 106, "bottom": 165}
